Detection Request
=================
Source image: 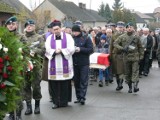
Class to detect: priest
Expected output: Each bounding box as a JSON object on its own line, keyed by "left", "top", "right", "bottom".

{"left": 45, "top": 20, "right": 75, "bottom": 109}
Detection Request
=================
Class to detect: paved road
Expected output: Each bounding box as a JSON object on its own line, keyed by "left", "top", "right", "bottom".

{"left": 5, "top": 62, "right": 160, "bottom": 120}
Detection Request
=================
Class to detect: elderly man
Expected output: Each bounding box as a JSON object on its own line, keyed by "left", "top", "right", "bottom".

{"left": 140, "top": 28, "right": 153, "bottom": 76}
{"left": 45, "top": 20, "right": 75, "bottom": 109}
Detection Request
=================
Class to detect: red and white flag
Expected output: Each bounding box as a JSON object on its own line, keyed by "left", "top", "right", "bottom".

{"left": 90, "top": 53, "right": 110, "bottom": 66}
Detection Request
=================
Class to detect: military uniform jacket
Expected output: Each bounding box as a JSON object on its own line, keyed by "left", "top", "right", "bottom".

{"left": 109, "top": 31, "right": 125, "bottom": 74}
{"left": 114, "top": 33, "right": 144, "bottom": 61}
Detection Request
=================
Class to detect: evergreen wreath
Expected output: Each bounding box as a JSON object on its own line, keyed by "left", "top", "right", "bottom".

{"left": 0, "top": 27, "right": 25, "bottom": 119}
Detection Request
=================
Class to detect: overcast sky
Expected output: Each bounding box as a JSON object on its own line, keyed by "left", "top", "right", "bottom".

{"left": 20, "top": 0, "right": 160, "bottom": 13}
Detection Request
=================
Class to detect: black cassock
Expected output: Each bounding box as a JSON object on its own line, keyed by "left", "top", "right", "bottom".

{"left": 49, "top": 80, "right": 72, "bottom": 107}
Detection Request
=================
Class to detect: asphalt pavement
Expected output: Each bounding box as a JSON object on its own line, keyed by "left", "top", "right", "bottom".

{"left": 4, "top": 61, "right": 160, "bottom": 120}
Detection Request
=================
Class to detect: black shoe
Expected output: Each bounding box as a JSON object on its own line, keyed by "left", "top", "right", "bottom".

{"left": 98, "top": 81, "right": 103, "bottom": 87}
{"left": 116, "top": 86, "right": 123, "bottom": 91}
{"left": 80, "top": 99, "right": 85, "bottom": 105}
{"left": 109, "top": 80, "right": 113, "bottom": 83}
{"left": 144, "top": 73, "right": 148, "bottom": 76}
{"left": 25, "top": 101, "right": 32, "bottom": 115}
{"left": 74, "top": 99, "right": 80, "bottom": 103}
{"left": 52, "top": 104, "right": 59, "bottom": 109}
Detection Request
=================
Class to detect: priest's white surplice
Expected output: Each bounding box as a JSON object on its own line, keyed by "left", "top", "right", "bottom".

{"left": 45, "top": 32, "right": 75, "bottom": 80}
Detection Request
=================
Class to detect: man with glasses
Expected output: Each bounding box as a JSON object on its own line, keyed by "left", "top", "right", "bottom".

{"left": 45, "top": 20, "right": 75, "bottom": 109}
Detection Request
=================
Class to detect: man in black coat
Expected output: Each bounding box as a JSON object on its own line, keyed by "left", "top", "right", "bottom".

{"left": 141, "top": 28, "right": 153, "bottom": 76}
{"left": 72, "top": 25, "right": 93, "bottom": 105}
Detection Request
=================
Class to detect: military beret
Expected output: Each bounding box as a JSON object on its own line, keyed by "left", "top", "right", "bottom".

{"left": 24, "top": 19, "right": 35, "bottom": 28}
{"left": 5, "top": 16, "right": 17, "bottom": 25}
{"left": 117, "top": 21, "right": 125, "bottom": 27}
{"left": 50, "top": 20, "right": 61, "bottom": 28}
{"left": 126, "top": 22, "right": 134, "bottom": 28}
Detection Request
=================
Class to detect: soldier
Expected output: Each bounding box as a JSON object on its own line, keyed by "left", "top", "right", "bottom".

{"left": 23, "top": 19, "right": 44, "bottom": 115}
{"left": 110, "top": 21, "right": 125, "bottom": 91}
{"left": 114, "top": 22, "right": 144, "bottom": 93}
{"left": 5, "top": 16, "right": 24, "bottom": 120}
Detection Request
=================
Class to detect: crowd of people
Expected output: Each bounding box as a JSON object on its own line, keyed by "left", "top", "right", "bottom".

{"left": 2, "top": 16, "right": 160, "bottom": 120}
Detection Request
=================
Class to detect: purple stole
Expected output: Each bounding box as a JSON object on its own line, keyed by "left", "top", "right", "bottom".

{"left": 50, "top": 32, "right": 69, "bottom": 79}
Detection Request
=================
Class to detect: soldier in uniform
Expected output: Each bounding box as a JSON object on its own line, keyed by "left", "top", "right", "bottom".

{"left": 5, "top": 16, "right": 25, "bottom": 120}
{"left": 109, "top": 21, "right": 125, "bottom": 91}
{"left": 23, "top": 19, "right": 44, "bottom": 115}
{"left": 114, "top": 22, "right": 144, "bottom": 93}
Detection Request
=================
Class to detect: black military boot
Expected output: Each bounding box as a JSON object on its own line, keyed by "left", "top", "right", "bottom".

{"left": 116, "top": 79, "right": 123, "bottom": 91}
{"left": 133, "top": 81, "right": 139, "bottom": 92}
{"left": 16, "top": 110, "right": 22, "bottom": 120}
{"left": 25, "top": 101, "right": 32, "bottom": 115}
{"left": 34, "top": 100, "right": 40, "bottom": 114}
{"left": 128, "top": 81, "right": 132, "bottom": 93}
{"left": 8, "top": 113, "right": 14, "bottom": 120}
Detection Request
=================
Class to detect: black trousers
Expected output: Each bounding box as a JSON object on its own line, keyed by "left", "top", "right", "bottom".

{"left": 143, "top": 53, "right": 150, "bottom": 74}
{"left": 74, "top": 65, "right": 89, "bottom": 100}
{"left": 49, "top": 80, "right": 72, "bottom": 106}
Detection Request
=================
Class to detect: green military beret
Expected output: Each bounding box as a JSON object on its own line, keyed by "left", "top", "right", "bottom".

{"left": 126, "top": 22, "right": 134, "bottom": 28}
{"left": 24, "top": 19, "right": 35, "bottom": 28}
{"left": 5, "top": 16, "right": 17, "bottom": 25}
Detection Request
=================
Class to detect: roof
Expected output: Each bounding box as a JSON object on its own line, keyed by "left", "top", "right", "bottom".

{"left": 135, "top": 11, "right": 154, "bottom": 19}
{"left": 133, "top": 13, "right": 146, "bottom": 23}
{"left": 145, "top": 13, "right": 155, "bottom": 18}
{"left": 0, "top": 0, "right": 33, "bottom": 17}
{"left": 154, "top": 7, "right": 160, "bottom": 13}
{"left": 47, "top": 0, "right": 106, "bottom": 22}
